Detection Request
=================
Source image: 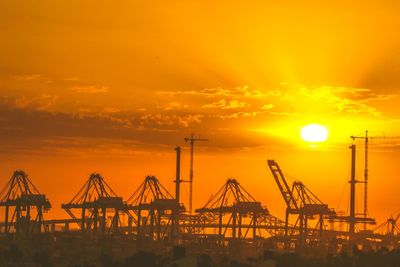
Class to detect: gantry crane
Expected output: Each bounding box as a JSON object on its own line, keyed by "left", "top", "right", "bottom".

{"left": 267, "top": 160, "right": 335, "bottom": 247}
{"left": 195, "top": 178, "right": 268, "bottom": 240}
{"left": 0, "top": 171, "right": 51, "bottom": 235}
{"left": 374, "top": 213, "right": 400, "bottom": 237}
{"left": 62, "top": 173, "right": 130, "bottom": 235}
{"left": 194, "top": 178, "right": 287, "bottom": 241}
{"left": 127, "top": 175, "right": 183, "bottom": 241}
{"left": 373, "top": 213, "right": 400, "bottom": 247}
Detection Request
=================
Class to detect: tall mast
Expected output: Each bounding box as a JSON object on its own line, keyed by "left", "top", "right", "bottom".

{"left": 184, "top": 133, "right": 209, "bottom": 214}
{"left": 364, "top": 131, "right": 368, "bottom": 227}
{"left": 349, "top": 144, "right": 356, "bottom": 237}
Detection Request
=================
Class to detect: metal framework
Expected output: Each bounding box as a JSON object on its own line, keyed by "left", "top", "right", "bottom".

{"left": 127, "top": 176, "right": 181, "bottom": 241}
{"left": 350, "top": 131, "right": 400, "bottom": 224}
{"left": 267, "top": 160, "right": 335, "bottom": 247}
{"left": 330, "top": 145, "right": 376, "bottom": 240}
{"left": 62, "top": 173, "right": 129, "bottom": 235}
{"left": 368, "top": 214, "right": 400, "bottom": 249}
{"left": 374, "top": 213, "right": 400, "bottom": 244}
{"left": 195, "top": 178, "right": 285, "bottom": 240}
{"left": 0, "top": 171, "right": 51, "bottom": 234}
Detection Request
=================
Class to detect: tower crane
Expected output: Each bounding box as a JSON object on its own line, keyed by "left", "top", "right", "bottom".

{"left": 184, "top": 133, "right": 209, "bottom": 215}
{"left": 350, "top": 131, "right": 400, "bottom": 230}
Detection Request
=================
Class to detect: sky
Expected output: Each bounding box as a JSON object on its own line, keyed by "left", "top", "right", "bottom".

{"left": 1, "top": 1, "right": 400, "bottom": 226}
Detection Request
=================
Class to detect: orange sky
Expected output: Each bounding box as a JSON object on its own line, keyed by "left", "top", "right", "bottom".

{"left": 1, "top": 1, "right": 400, "bottom": 226}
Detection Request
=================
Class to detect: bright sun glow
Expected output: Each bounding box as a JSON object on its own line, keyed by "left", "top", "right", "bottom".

{"left": 300, "top": 124, "right": 329, "bottom": 143}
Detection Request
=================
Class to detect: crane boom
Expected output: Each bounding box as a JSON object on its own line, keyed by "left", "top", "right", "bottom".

{"left": 267, "top": 160, "right": 298, "bottom": 210}
{"left": 267, "top": 160, "right": 335, "bottom": 247}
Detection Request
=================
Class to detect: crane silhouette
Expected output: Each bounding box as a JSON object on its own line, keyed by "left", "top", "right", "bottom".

{"left": 184, "top": 133, "right": 209, "bottom": 215}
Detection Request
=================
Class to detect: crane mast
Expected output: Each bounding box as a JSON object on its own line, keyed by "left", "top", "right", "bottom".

{"left": 184, "top": 133, "right": 209, "bottom": 215}
{"left": 350, "top": 130, "right": 400, "bottom": 230}
{"left": 350, "top": 131, "right": 369, "bottom": 220}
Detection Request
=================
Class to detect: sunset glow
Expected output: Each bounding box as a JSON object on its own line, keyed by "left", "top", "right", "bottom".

{"left": 0, "top": 0, "right": 400, "bottom": 227}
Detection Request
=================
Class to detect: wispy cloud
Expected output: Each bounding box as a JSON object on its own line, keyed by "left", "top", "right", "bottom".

{"left": 140, "top": 113, "right": 203, "bottom": 128}
{"left": 158, "top": 102, "right": 188, "bottom": 111}
{"left": 261, "top": 104, "right": 274, "bottom": 110}
{"left": 202, "top": 99, "right": 248, "bottom": 109}
{"left": 63, "top": 77, "right": 80, "bottom": 81}
{"left": 213, "top": 111, "right": 269, "bottom": 119}
{"left": 69, "top": 85, "right": 109, "bottom": 93}
{"left": 13, "top": 74, "right": 42, "bottom": 81}
{"left": 102, "top": 107, "right": 122, "bottom": 113}
{"left": 157, "top": 86, "right": 266, "bottom": 98}
{"left": 155, "top": 84, "right": 397, "bottom": 120}
{"left": 12, "top": 94, "right": 58, "bottom": 112}
{"left": 296, "top": 86, "right": 391, "bottom": 117}
{"left": 0, "top": 82, "right": 397, "bottom": 154}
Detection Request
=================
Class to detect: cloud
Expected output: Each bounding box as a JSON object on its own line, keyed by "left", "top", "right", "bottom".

{"left": 0, "top": 102, "right": 179, "bottom": 146}
{"left": 140, "top": 113, "right": 203, "bottom": 128}
{"left": 0, "top": 82, "right": 397, "bottom": 155}
{"left": 212, "top": 110, "right": 269, "bottom": 119}
{"left": 12, "top": 94, "right": 58, "bottom": 112}
{"left": 63, "top": 77, "right": 80, "bottom": 81}
{"left": 13, "top": 74, "right": 42, "bottom": 81}
{"left": 295, "top": 86, "right": 396, "bottom": 117}
{"left": 202, "top": 99, "right": 248, "bottom": 109}
{"left": 155, "top": 84, "right": 396, "bottom": 121}
{"left": 157, "top": 86, "right": 266, "bottom": 98}
{"left": 158, "top": 102, "right": 188, "bottom": 111}
{"left": 261, "top": 104, "right": 274, "bottom": 110}
{"left": 102, "top": 107, "right": 122, "bottom": 113}
{"left": 71, "top": 107, "right": 133, "bottom": 128}
{"left": 69, "top": 85, "right": 109, "bottom": 93}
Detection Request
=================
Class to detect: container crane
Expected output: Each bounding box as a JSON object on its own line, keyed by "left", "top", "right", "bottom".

{"left": 127, "top": 175, "right": 182, "bottom": 241}
{"left": 374, "top": 213, "right": 400, "bottom": 237}
{"left": 62, "top": 173, "right": 130, "bottom": 235}
{"left": 267, "top": 160, "right": 335, "bottom": 247}
{"left": 0, "top": 171, "right": 51, "bottom": 235}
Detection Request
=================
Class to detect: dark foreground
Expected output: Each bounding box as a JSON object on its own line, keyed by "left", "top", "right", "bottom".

{"left": 1, "top": 244, "right": 400, "bottom": 267}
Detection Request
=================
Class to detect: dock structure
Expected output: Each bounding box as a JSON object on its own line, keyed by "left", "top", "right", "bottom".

{"left": 61, "top": 173, "right": 131, "bottom": 235}
{"left": 0, "top": 170, "right": 51, "bottom": 235}
{"left": 0, "top": 144, "right": 398, "bottom": 254}
{"left": 127, "top": 175, "right": 182, "bottom": 241}
{"left": 268, "top": 160, "right": 336, "bottom": 248}
{"left": 195, "top": 178, "right": 285, "bottom": 241}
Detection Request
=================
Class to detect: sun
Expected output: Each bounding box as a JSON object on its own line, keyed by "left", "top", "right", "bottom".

{"left": 300, "top": 124, "right": 329, "bottom": 143}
